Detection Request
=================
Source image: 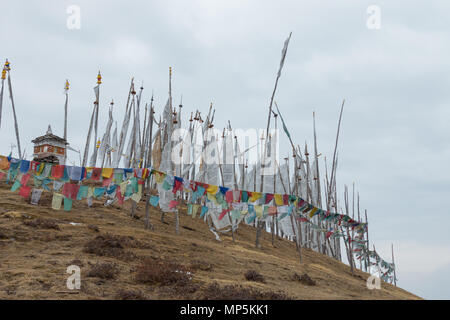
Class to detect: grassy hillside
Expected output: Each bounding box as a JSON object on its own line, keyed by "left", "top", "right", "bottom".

{"left": 0, "top": 182, "right": 420, "bottom": 300}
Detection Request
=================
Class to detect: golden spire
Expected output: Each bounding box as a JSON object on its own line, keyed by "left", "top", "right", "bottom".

{"left": 97, "top": 71, "right": 102, "bottom": 84}
{"left": 65, "top": 79, "right": 70, "bottom": 91}
{"left": 169, "top": 67, "right": 172, "bottom": 76}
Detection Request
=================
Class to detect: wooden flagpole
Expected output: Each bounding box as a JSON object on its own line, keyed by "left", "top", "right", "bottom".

{"left": 5, "top": 60, "right": 22, "bottom": 159}
{"left": 256, "top": 32, "right": 292, "bottom": 249}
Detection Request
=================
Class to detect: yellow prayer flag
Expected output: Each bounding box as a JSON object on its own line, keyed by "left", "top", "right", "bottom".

{"left": 131, "top": 185, "right": 142, "bottom": 203}
{"left": 309, "top": 207, "right": 318, "bottom": 218}
{"left": 249, "top": 192, "right": 262, "bottom": 203}
{"left": 154, "top": 171, "right": 165, "bottom": 184}
{"left": 207, "top": 192, "right": 218, "bottom": 205}
{"left": 51, "top": 193, "right": 64, "bottom": 210}
{"left": 206, "top": 184, "right": 219, "bottom": 195}
{"left": 274, "top": 194, "right": 284, "bottom": 206}
{"left": 102, "top": 167, "right": 114, "bottom": 179}
{"left": 192, "top": 204, "right": 200, "bottom": 218}
{"left": 255, "top": 205, "right": 263, "bottom": 218}
{"left": 120, "top": 181, "right": 128, "bottom": 196}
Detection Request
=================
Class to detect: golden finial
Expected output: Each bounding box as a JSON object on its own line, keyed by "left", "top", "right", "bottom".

{"left": 169, "top": 67, "right": 172, "bottom": 76}
{"left": 97, "top": 71, "right": 102, "bottom": 84}
{"left": 96, "top": 140, "right": 101, "bottom": 149}
{"left": 4, "top": 59, "right": 10, "bottom": 71}
{"left": 1, "top": 68, "right": 6, "bottom": 80}
{"left": 65, "top": 79, "right": 70, "bottom": 91}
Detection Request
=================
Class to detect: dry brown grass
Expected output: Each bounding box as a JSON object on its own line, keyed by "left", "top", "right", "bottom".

{"left": 202, "top": 282, "right": 292, "bottom": 300}
{"left": 291, "top": 272, "right": 316, "bottom": 286}
{"left": 115, "top": 289, "right": 146, "bottom": 300}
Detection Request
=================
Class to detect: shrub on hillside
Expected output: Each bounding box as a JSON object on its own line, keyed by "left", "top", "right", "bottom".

{"left": 87, "top": 262, "right": 119, "bottom": 279}
{"left": 83, "top": 234, "right": 136, "bottom": 260}
{"left": 244, "top": 270, "right": 265, "bottom": 283}
{"left": 135, "top": 258, "right": 192, "bottom": 286}
{"left": 23, "top": 218, "right": 60, "bottom": 230}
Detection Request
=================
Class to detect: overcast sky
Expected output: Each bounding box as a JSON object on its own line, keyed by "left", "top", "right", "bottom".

{"left": 1, "top": 0, "right": 449, "bottom": 299}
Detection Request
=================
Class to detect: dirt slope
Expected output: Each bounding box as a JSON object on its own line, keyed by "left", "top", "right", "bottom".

{"left": 0, "top": 182, "right": 420, "bottom": 300}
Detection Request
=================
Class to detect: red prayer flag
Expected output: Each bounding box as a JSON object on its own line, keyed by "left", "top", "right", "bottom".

{"left": 51, "top": 165, "right": 64, "bottom": 179}
{"left": 19, "top": 185, "right": 31, "bottom": 199}
{"left": 102, "top": 178, "right": 112, "bottom": 187}
{"left": 265, "top": 193, "right": 274, "bottom": 204}
{"left": 116, "top": 187, "right": 124, "bottom": 205}
{"left": 225, "top": 190, "right": 234, "bottom": 203}
{"left": 172, "top": 179, "right": 183, "bottom": 194}
{"left": 20, "top": 173, "right": 31, "bottom": 185}
{"left": 218, "top": 208, "right": 230, "bottom": 221}
{"left": 90, "top": 168, "right": 102, "bottom": 181}
{"left": 169, "top": 200, "right": 178, "bottom": 209}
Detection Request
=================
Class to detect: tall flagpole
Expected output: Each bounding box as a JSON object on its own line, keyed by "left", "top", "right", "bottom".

{"left": 5, "top": 59, "right": 22, "bottom": 159}
{"left": 90, "top": 71, "right": 102, "bottom": 167}
{"left": 256, "top": 32, "right": 292, "bottom": 249}
{"left": 63, "top": 79, "right": 69, "bottom": 164}
{"left": 82, "top": 72, "right": 102, "bottom": 167}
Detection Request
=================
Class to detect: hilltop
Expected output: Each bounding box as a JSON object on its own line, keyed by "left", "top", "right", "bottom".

{"left": 0, "top": 182, "right": 420, "bottom": 300}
